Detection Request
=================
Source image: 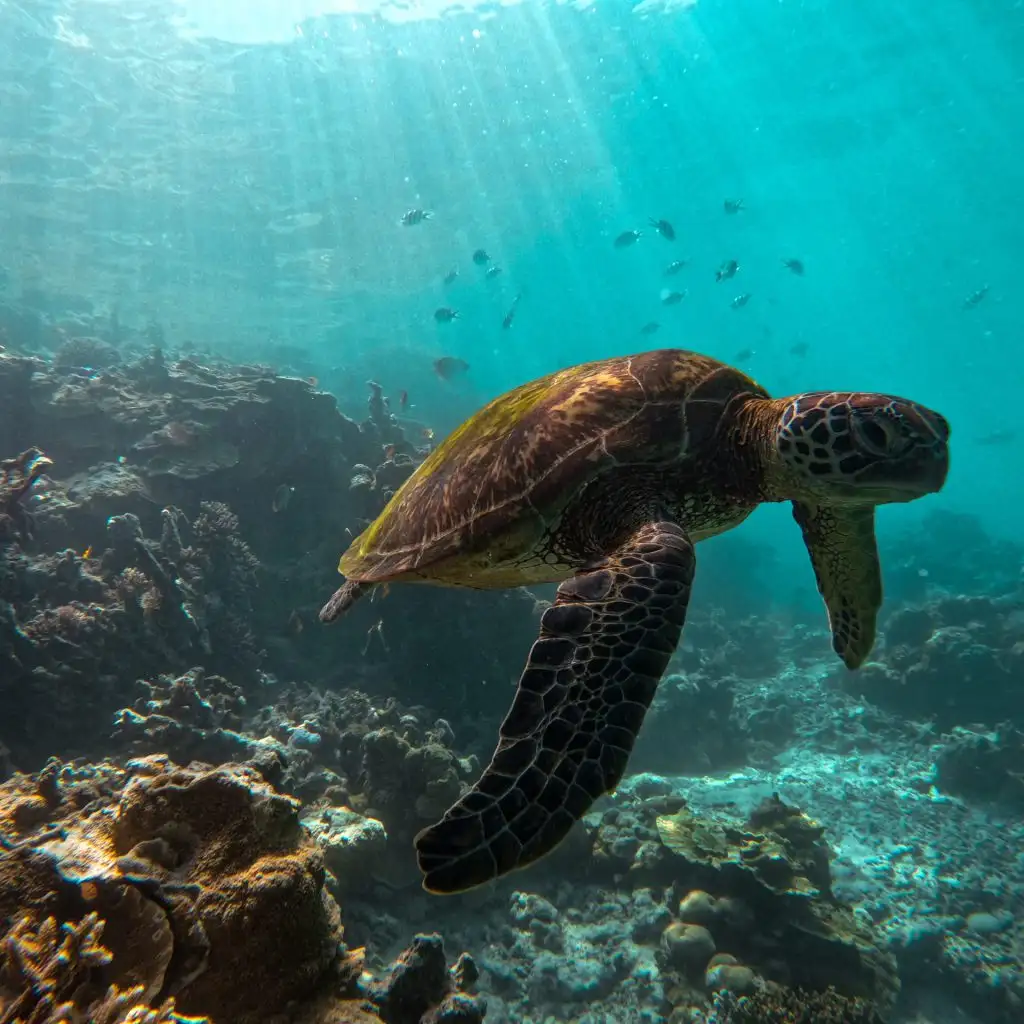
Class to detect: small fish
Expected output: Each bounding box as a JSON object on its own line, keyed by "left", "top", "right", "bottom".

{"left": 399, "top": 389, "right": 409, "bottom": 411}
{"left": 734, "top": 347, "right": 754, "bottom": 361}
{"left": 660, "top": 289, "right": 686, "bottom": 306}
{"left": 664, "top": 260, "right": 688, "bottom": 276}
{"left": 383, "top": 444, "right": 396, "bottom": 460}
{"left": 472, "top": 249, "right": 490, "bottom": 265}
{"left": 82, "top": 546, "right": 93, "bottom": 559}
{"left": 640, "top": 322, "right": 660, "bottom": 336}
{"left": 422, "top": 427, "right": 435, "bottom": 441}
{"left": 502, "top": 292, "right": 523, "bottom": 330}
{"left": 782, "top": 258, "right": 804, "bottom": 275}
{"left": 443, "top": 269, "right": 458, "bottom": 285}
{"left": 649, "top": 218, "right": 675, "bottom": 241}
{"left": 272, "top": 484, "right": 295, "bottom": 512}
{"left": 433, "top": 356, "right": 470, "bottom": 380}
{"left": 975, "top": 429, "right": 1015, "bottom": 446}
{"left": 434, "top": 307, "right": 460, "bottom": 323}
{"left": 789, "top": 342, "right": 809, "bottom": 358}
{"left": 288, "top": 609, "right": 304, "bottom": 634}
{"left": 723, "top": 199, "right": 744, "bottom": 214}
{"left": 485, "top": 265, "right": 503, "bottom": 280}
{"left": 731, "top": 293, "right": 751, "bottom": 309}
{"left": 401, "top": 209, "right": 431, "bottom": 226}
{"left": 613, "top": 230, "right": 642, "bottom": 249}
{"left": 716, "top": 259, "right": 739, "bottom": 282}
{"left": 963, "top": 285, "right": 989, "bottom": 309}
{"left": 306, "top": 376, "right": 319, "bottom": 388}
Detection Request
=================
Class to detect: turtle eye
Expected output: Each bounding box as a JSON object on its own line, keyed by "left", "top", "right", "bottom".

{"left": 856, "top": 415, "right": 903, "bottom": 456}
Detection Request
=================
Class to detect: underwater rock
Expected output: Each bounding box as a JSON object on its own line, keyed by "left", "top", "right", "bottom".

{"left": 305, "top": 805, "right": 389, "bottom": 894}
{"left": 367, "top": 934, "right": 485, "bottom": 1024}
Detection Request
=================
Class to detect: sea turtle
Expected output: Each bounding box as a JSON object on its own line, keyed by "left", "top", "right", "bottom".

{"left": 319, "top": 348, "right": 950, "bottom": 895}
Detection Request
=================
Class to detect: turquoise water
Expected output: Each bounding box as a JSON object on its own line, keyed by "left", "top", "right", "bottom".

{"left": 1, "top": 3, "right": 1023, "bottom": 1021}
{"left": 4, "top": 0, "right": 1022, "bottom": 555}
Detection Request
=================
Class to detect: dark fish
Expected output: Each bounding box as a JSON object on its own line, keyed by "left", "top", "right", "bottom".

{"left": 485, "top": 265, "right": 503, "bottom": 279}
{"left": 649, "top": 218, "right": 675, "bottom": 241}
{"left": 782, "top": 258, "right": 804, "bottom": 275}
{"left": 731, "top": 293, "right": 751, "bottom": 309}
{"left": 272, "top": 484, "right": 294, "bottom": 512}
{"left": 434, "top": 307, "right": 459, "bottom": 323}
{"left": 976, "top": 429, "right": 1015, "bottom": 446}
{"left": 502, "top": 292, "right": 523, "bottom": 330}
{"left": 443, "top": 269, "right": 458, "bottom": 285}
{"left": 963, "top": 285, "right": 989, "bottom": 309}
{"left": 789, "top": 342, "right": 809, "bottom": 358}
{"left": 723, "top": 199, "right": 744, "bottom": 214}
{"left": 472, "top": 249, "right": 490, "bottom": 265}
{"left": 660, "top": 290, "right": 686, "bottom": 306}
{"left": 664, "top": 260, "right": 688, "bottom": 276}
{"left": 640, "top": 321, "right": 660, "bottom": 335}
{"left": 401, "top": 209, "right": 431, "bottom": 226}
{"left": 734, "top": 348, "right": 754, "bottom": 362}
{"left": 399, "top": 389, "right": 409, "bottom": 411}
{"left": 716, "top": 259, "right": 739, "bottom": 282}
{"left": 613, "top": 230, "right": 642, "bottom": 249}
{"left": 434, "top": 356, "right": 470, "bottom": 380}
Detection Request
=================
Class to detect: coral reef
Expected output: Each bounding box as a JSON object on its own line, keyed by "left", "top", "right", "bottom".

{"left": 0, "top": 347, "right": 542, "bottom": 773}
{"left": 109, "top": 672, "right": 475, "bottom": 888}
{"left": 586, "top": 788, "right": 899, "bottom": 1017}
{"left": 843, "top": 592, "right": 1024, "bottom": 730}
{"left": 934, "top": 723, "right": 1024, "bottom": 809}
{"left": 4, "top": 338, "right": 1023, "bottom": 1024}
{"left": 0, "top": 912, "right": 207, "bottom": 1023}
{"left": 708, "top": 986, "right": 883, "bottom": 1023}
{"left": 0, "top": 755, "right": 483, "bottom": 1024}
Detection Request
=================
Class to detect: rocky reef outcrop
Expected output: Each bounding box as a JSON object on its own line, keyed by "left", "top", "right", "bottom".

{"left": 0, "top": 754, "right": 484, "bottom": 1024}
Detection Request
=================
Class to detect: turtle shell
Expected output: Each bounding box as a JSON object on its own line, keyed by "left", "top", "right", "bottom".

{"left": 339, "top": 349, "right": 764, "bottom": 585}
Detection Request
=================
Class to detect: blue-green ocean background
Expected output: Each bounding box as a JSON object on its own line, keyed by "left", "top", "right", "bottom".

{"left": 2, "top": 0, "right": 1021, "bottom": 596}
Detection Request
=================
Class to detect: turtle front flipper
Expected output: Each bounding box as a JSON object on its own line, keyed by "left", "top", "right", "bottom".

{"left": 792, "top": 501, "right": 881, "bottom": 669}
{"left": 414, "top": 520, "right": 695, "bottom": 894}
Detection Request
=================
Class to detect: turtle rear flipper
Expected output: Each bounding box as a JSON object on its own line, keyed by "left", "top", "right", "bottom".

{"left": 414, "top": 520, "right": 696, "bottom": 895}
{"left": 319, "top": 580, "right": 373, "bottom": 623}
{"left": 793, "top": 501, "right": 881, "bottom": 669}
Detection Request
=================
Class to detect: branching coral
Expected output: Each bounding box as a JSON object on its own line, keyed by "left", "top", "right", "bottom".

{"left": 709, "top": 986, "right": 883, "bottom": 1023}
{"left": 0, "top": 912, "right": 205, "bottom": 1024}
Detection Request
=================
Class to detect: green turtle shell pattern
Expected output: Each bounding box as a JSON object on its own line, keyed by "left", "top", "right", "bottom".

{"left": 339, "top": 349, "right": 768, "bottom": 586}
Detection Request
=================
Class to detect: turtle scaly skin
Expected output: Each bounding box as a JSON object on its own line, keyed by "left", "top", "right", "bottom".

{"left": 319, "top": 349, "right": 950, "bottom": 894}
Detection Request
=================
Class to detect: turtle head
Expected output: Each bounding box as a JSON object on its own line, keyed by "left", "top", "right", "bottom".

{"left": 772, "top": 392, "right": 950, "bottom": 503}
